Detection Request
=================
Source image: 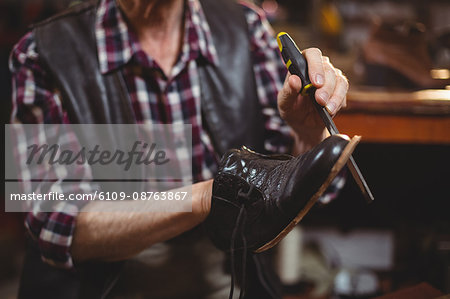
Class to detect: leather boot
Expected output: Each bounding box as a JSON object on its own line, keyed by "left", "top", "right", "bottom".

{"left": 205, "top": 134, "right": 360, "bottom": 254}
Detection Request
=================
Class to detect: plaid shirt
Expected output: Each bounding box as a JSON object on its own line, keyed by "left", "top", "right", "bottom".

{"left": 10, "top": 0, "right": 344, "bottom": 269}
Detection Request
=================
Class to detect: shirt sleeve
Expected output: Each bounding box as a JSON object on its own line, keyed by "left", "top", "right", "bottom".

{"left": 241, "top": 2, "right": 347, "bottom": 202}
{"left": 10, "top": 32, "right": 91, "bottom": 269}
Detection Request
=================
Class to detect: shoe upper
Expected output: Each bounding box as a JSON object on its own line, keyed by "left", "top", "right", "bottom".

{"left": 205, "top": 135, "right": 350, "bottom": 252}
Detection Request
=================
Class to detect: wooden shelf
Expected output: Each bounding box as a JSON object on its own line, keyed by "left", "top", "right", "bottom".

{"left": 334, "top": 88, "right": 450, "bottom": 144}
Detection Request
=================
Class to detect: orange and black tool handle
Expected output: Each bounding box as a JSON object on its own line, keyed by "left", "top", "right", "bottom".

{"left": 276, "top": 32, "right": 375, "bottom": 203}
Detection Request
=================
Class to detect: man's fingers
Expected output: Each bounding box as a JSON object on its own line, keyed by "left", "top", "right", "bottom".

{"left": 303, "top": 48, "right": 325, "bottom": 87}
{"left": 326, "top": 73, "right": 349, "bottom": 115}
{"left": 314, "top": 60, "right": 336, "bottom": 107}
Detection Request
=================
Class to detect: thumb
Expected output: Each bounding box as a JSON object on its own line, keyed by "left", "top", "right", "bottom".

{"left": 278, "top": 74, "right": 303, "bottom": 110}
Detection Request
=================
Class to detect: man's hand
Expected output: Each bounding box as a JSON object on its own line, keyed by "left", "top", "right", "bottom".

{"left": 277, "top": 48, "right": 349, "bottom": 151}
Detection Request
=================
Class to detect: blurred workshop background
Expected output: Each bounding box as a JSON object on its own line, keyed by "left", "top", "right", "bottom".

{"left": 1, "top": 0, "right": 450, "bottom": 298}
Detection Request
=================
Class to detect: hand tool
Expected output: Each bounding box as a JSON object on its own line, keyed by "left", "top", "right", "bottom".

{"left": 277, "top": 32, "right": 374, "bottom": 203}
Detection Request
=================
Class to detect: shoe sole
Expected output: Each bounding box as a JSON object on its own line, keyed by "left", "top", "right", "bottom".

{"left": 254, "top": 135, "right": 361, "bottom": 253}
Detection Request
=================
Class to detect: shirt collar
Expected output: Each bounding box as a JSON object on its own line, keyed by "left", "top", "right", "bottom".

{"left": 95, "top": 0, "right": 219, "bottom": 74}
